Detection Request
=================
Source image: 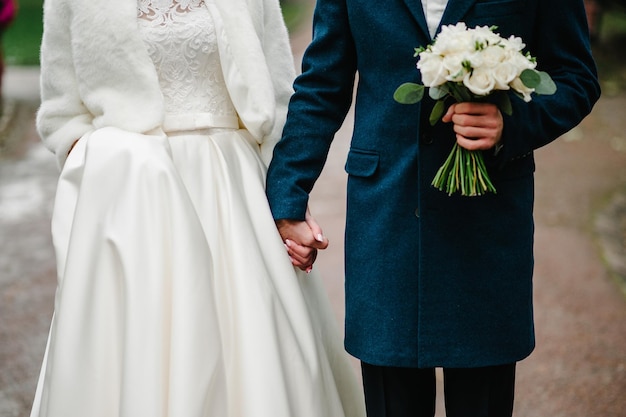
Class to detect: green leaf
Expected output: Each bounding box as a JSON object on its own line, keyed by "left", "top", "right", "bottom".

{"left": 534, "top": 71, "right": 557, "bottom": 95}
{"left": 393, "top": 83, "right": 425, "bottom": 104}
{"left": 429, "top": 86, "right": 448, "bottom": 100}
{"left": 429, "top": 100, "right": 446, "bottom": 126}
{"left": 414, "top": 46, "right": 426, "bottom": 56}
{"left": 520, "top": 69, "right": 541, "bottom": 88}
{"left": 495, "top": 91, "right": 513, "bottom": 116}
{"left": 448, "top": 82, "right": 473, "bottom": 102}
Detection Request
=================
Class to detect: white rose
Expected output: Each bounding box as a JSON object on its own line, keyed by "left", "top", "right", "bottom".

{"left": 434, "top": 23, "right": 471, "bottom": 56}
{"left": 417, "top": 52, "right": 447, "bottom": 87}
{"left": 471, "top": 25, "right": 502, "bottom": 50}
{"left": 437, "top": 22, "right": 468, "bottom": 41}
{"left": 509, "top": 51, "right": 537, "bottom": 73}
{"left": 432, "top": 39, "right": 460, "bottom": 57}
{"left": 493, "top": 61, "right": 518, "bottom": 90}
{"left": 464, "top": 50, "right": 485, "bottom": 72}
{"left": 463, "top": 67, "right": 496, "bottom": 96}
{"left": 510, "top": 77, "right": 535, "bottom": 102}
{"left": 442, "top": 53, "right": 468, "bottom": 82}
{"left": 480, "top": 45, "right": 507, "bottom": 69}
{"left": 504, "top": 35, "right": 526, "bottom": 53}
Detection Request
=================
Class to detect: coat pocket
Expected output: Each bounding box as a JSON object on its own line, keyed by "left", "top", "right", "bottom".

{"left": 344, "top": 148, "right": 380, "bottom": 178}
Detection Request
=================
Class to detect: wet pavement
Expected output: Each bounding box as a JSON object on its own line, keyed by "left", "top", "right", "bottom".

{"left": 1, "top": 19, "right": 625, "bottom": 417}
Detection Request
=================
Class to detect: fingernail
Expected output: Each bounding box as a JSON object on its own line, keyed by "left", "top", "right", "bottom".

{"left": 316, "top": 234, "right": 324, "bottom": 242}
{"left": 306, "top": 266, "right": 312, "bottom": 274}
{"left": 285, "top": 239, "right": 292, "bottom": 247}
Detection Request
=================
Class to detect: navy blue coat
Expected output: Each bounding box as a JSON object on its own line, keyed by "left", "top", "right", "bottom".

{"left": 266, "top": 0, "right": 600, "bottom": 368}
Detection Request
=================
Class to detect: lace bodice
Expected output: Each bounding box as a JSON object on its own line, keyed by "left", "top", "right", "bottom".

{"left": 137, "top": 0, "right": 238, "bottom": 130}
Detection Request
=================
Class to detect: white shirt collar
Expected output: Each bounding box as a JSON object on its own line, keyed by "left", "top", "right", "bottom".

{"left": 421, "top": 0, "right": 449, "bottom": 38}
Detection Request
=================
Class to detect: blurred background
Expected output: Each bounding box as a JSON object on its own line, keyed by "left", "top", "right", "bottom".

{"left": 1, "top": 1, "right": 625, "bottom": 416}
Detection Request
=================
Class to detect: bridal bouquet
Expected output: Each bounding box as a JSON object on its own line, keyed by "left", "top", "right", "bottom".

{"left": 394, "top": 23, "right": 556, "bottom": 196}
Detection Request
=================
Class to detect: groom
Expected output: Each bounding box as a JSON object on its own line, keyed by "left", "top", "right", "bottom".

{"left": 266, "top": 0, "right": 599, "bottom": 415}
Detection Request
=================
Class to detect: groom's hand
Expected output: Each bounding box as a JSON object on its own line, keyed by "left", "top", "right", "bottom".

{"left": 442, "top": 102, "right": 503, "bottom": 151}
{"left": 276, "top": 212, "right": 329, "bottom": 273}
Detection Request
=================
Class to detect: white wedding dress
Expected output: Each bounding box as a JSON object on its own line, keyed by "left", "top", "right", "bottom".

{"left": 30, "top": 1, "right": 365, "bottom": 416}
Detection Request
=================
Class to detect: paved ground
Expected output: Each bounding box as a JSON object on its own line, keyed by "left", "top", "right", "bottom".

{"left": 1, "top": 13, "right": 625, "bottom": 417}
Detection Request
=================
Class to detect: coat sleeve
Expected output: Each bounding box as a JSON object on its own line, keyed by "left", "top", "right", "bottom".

{"left": 494, "top": 0, "right": 600, "bottom": 165}
{"left": 265, "top": 0, "right": 357, "bottom": 220}
{"left": 257, "top": 0, "right": 296, "bottom": 167}
{"left": 37, "top": 0, "right": 95, "bottom": 170}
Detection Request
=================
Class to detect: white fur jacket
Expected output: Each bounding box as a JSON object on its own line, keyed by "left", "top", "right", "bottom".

{"left": 37, "top": 0, "right": 296, "bottom": 169}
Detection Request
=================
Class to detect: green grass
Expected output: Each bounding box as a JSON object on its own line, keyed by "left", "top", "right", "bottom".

{"left": 593, "top": 11, "right": 626, "bottom": 95}
{"left": 281, "top": 1, "right": 308, "bottom": 33}
{"left": 2, "top": 0, "right": 43, "bottom": 66}
{"left": 599, "top": 9, "right": 626, "bottom": 40}
{"left": 1, "top": 0, "right": 307, "bottom": 67}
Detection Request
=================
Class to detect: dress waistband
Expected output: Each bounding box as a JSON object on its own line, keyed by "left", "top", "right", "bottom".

{"left": 162, "top": 113, "right": 240, "bottom": 133}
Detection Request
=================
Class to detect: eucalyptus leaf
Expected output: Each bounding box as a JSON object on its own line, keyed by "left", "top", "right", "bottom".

{"left": 429, "top": 99, "right": 446, "bottom": 126}
{"left": 449, "top": 83, "right": 472, "bottom": 102}
{"left": 393, "top": 83, "right": 425, "bottom": 104}
{"left": 534, "top": 71, "right": 557, "bottom": 95}
{"left": 429, "top": 86, "right": 448, "bottom": 100}
{"left": 520, "top": 69, "right": 541, "bottom": 88}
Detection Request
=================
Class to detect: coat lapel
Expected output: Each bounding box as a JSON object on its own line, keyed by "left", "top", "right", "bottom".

{"left": 400, "top": 0, "right": 478, "bottom": 40}
{"left": 439, "top": 0, "right": 477, "bottom": 28}
{"left": 400, "top": 0, "right": 431, "bottom": 40}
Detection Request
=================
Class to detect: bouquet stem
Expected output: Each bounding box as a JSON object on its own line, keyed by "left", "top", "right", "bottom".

{"left": 431, "top": 143, "right": 497, "bottom": 196}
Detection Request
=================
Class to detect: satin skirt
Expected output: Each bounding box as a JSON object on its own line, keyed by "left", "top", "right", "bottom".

{"left": 30, "top": 127, "right": 365, "bottom": 417}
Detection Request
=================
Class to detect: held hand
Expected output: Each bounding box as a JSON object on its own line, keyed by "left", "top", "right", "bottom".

{"left": 304, "top": 207, "right": 328, "bottom": 248}
{"left": 442, "top": 102, "right": 503, "bottom": 151}
{"left": 276, "top": 208, "right": 328, "bottom": 273}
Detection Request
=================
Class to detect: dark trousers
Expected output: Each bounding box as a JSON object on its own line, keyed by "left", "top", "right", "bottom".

{"left": 361, "top": 362, "right": 516, "bottom": 417}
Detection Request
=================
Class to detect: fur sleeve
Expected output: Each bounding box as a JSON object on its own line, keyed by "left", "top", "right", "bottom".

{"left": 258, "top": 0, "right": 296, "bottom": 166}
{"left": 37, "top": 0, "right": 94, "bottom": 170}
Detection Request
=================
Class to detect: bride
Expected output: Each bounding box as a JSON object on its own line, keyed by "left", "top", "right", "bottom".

{"left": 30, "top": 0, "right": 365, "bottom": 416}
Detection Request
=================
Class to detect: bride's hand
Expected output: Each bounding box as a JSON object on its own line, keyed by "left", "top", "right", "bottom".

{"left": 276, "top": 208, "right": 328, "bottom": 273}
{"left": 284, "top": 238, "right": 318, "bottom": 273}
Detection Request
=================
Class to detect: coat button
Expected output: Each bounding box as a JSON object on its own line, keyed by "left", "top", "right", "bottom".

{"left": 421, "top": 135, "right": 434, "bottom": 145}
{"left": 414, "top": 208, "right": 419, "bottom": 218}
